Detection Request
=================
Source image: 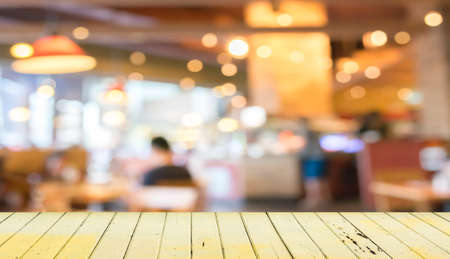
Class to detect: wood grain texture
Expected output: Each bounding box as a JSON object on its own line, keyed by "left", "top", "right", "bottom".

{"left": 158, "top": 212, "right": 191, "bottom": 259}
{"left": 0, "top": 212, "right": 63, "bottom": 258}
{"left": 268, "top": 212, "right": 325, "bottom": 259}
{"left": 0, "top": 212, "right": 446, "bottom": 258}
{"left": 365, "top": 212, "right": 449, "bottom": 258}
{"left": 56, "top": 212, "right": 115, "bottom": 259}
{"left": 216, "top": 212, "right": 256, "bottom": 259}
{"left": 90, "top": 212, "right": 140, "bottom": 259}
{"left": 125, "top": 212, "right": 166, "bottom": 259}
{"left": 293, "top": 212, "right": 357, "bottom": 259}
{"left": 241, "top": 212, "right": 292, "bottom": 258}
{"left": 191, "top": 212, "right": 223, "bottom": 259}
{"left": 341, "top": 212, "right": 422, "bottom": 259}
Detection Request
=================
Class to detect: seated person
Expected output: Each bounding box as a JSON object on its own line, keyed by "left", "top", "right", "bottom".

{"left": 142, "top": 137, "right": 193, "bottom": 186}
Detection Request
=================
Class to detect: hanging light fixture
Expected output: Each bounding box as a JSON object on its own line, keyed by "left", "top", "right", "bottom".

{"left": 11, "top": 35, "right": 96, "bottom": 74}
{"left": 102, "top": 79, "right": 128, "bottom": 106}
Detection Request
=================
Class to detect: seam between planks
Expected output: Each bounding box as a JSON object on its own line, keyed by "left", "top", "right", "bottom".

{"left": 362, "top": 212, "right": 428, "bottom": 259}
{"left": 0, "top": 212, "right": 41, "bottom": 248}
{"left": 212, "top": 212, "right": 226, "bottom": 259}
{"left": 385, "top": 212, "right": 450, "bottom": 254}
{"left": 54, "top": 212, "right": 93, "bottom": 258}
{"left": 156, "top": 212, "right": 168, "bottom": 259}
{"left": 290, "top": 212, "right": 328, "bottom": 258}
{"left": 433, "top": 212, "right": 449, "bottom": 222}
{"left": 87, "top": 212, "right": 117, "bottom": 259}
{"left": 238, "top": 213, "right": 259, "bottom": 259}
{"left": 20, "top": 212, "right": 67, "bottom": 258}
{"left": 190, "top": 212, "right": 193, "bottom": 259}
{"left": 337, "top": 212, "right": 393, "bottom": 259}
{"left": 410, "top": 213, "right": 450, "bottom": 237}
{"left": 122, "top": 212, "right": 143, "bottom": 259}
{"left": 265, "top": 212, "right": 297, "bottom": 259}
{"left": 0, "top": 212, "right": 14, "bottom": 224}
{"left": 314, "top": 212, "right": 362, "bottom": 259}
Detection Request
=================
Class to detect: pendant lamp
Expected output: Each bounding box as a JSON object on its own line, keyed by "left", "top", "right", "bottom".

{"left": 12, "top": 35, "right": 96, "bottom": 74}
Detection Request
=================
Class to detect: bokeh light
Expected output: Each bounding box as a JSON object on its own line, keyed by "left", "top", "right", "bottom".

{"left": 336, "top": 71, "right": 352, "bottom": 83}
{"left": 129, "top": 51, "right": 146, "bottom": 66}
{"left": 9, "top": 107, "right": 30, "bottom": 122}
{"left": 394, "top": 31, "right": 411, "bottom": 45}
{"left": 10, "top": 43, "right": 34, "bottom": 59}
{"left": 187, "top": 59, "right": 203, "bottom": 72}
{"left": 128, "top": 72, "right": 144, "bottom": 81}
{"left": 424, "top": 11, "right": 443, "bottom": 27}
{"left": 227, "top": 38, "right": 249, "bottom": 58}
{"left": 364, "top": 66, "right": 381, "bottom": 79}
{"left": 221, "top": 63, "right": 238, "bottom": 77}
{"left": 179, "top": 77, "right": 195, "bottom": 90}
{"left": 277, "top": 13, "right": 293, "bottom": 27}
{"left": 256, "top": 45, "right": 272, "bottom": 58}
{"left": 102, "top": 110, "right": 126, "bottom": 127}
{"left": 217, "top": 117, "right": 239, "bottom": 132}
{"left": 350, "top": 86, "right": 366, "bottom": 99}
{"left": 72, "top": 26, "right": 89, "bottom": 40}
{"left": 37, "top": 84, "right": 55, "bottom": 98}
{"left": 201, "top": 33, "right": 218, "bottom": 48}
{"left": 231, "top": 95, "right": 247, "bottom": 108}
{"left": 398, "top": 88, "right": 413, "bottom": 101}
{"left": 221, "top": 83, "right": 237, "bottom": 96}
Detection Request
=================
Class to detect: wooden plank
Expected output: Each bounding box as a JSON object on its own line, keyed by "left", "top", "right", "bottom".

{"left": 0, "top": 212, "right": 63, "bottom": 258}
{"left": 413, "top": 212, "right": 450, "bottom": 235}
{"left": 436, "top": 212, "right": 450, "bottom": 221}
{"left": 293, "top": 213, "right": 357, "bottom": 259}
{"left": 389, "top": 212, "right": 450, "bottom": 253}
{"left": 158, "top": 212, "right": 191, "bottom": 259}
{"left": 124, "top": 212, "right": 166, "bottom": 259}
{"left": 90, "top": 212, "right": 140, "bottom": 259}
{"left": 268, "top": 212, "right": 325, "bottom": 259}
{"left": 365, "top": 212, "right": 448, "bottom": 258}
{"left": 56, "top": 212, "right": 115, "bottom": 259}
{"left": 341, "top": 212, "right": 422, "bottom": 259}
{"left": 22, "top": 212, "right": 89, "bottom": 259}
{"left": 0, "top": 212, "right": 38, "bottom": 246}
{"left": 318, "top": 213, "right": 389, "bottom": 258}
{"left": 0, "top": 213, "right": 12, "bottom": 223}
{"left": 191, "top": 212, "right": 223, "bottom": 259}
{"left": 241, "top": 212, "right": 292, "bottom": 258}
{"left": 216, "top": 212, "right": 256, "bottom": 259}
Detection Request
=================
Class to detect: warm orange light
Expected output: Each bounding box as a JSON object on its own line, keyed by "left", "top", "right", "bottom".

{"left": 350, "top": 86, "right": 366, "bottom": 99}
{"left": 277, "top": 13, "right": 293, "bottom": 26}
{"left": 222, "top": 83, "right": 237, "bottom": 96}
{"left": 342, "top": 60, "right": 359, "bottom": 74}
{"left": 129, "top": 51, "right": 146, "bottom": 66}
{"left": 227, "top": 38, "right": 249, "bottom": 58}
{"left": 10, "top": 43, "right": 34, "bottom": 59}
{"left": 72, "top": 26, "right": 89, "bottom": 40}
{"left": 231, "top": 95, "right": 247, "bottom": 108}
{"left": 37, "top": 84, "right": 55, "bottom": 98}
{"left": 104, "top": 89, "right": 127, "bottom": 105}
{"left": 370, "top": 30, "right": 388, "bottom": 47}
{"left": 424, "top": 11, "right": 443, "bottom": 27}
{"left": 221, "top": 63, "right": 238, "bottom": 77}
{"left": 364, "top": 66, "right": 381, "bottom": 79}
{"left": 336, "top": 71, "right": 351, "bottom": 83}
{"left": 217, "top": 118, "right": 239, "bottom": 132}
{"left": 256, "top": 45, "right": 272, "bottom": 58}
{"left": 12, "top": 35, "right": 96, "bottom": 74}
{"left": 187, "top": 59, "right": 203, "bottom": 72}
{"left": 128, "top": 72, "right": 144, "bottom": 81}
{"left": 179, "top": 77, "right": 195, "bottom": 90}
{"left": 398, "top": 88, "right": 412, "bottom": 101}
{"left": 201, "top": 33, "right": 218, "bottom": 48}
{"left": 217, "top": 52, "right": 232, "bottom": 64}
{"left": 289, "top": 50, "right": 305, "bottom": 64}
{"left": 394, "top": 31, "right": 411, "bottom": 45}
{"left": 9, "top": 107, "right": 30, "bottom": 122}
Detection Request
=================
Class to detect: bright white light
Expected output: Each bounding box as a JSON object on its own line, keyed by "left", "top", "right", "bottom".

{"left": 181, "top": 113, "right": 203, "bottom": 128}
{"left": 227, "top": 38, "right": 249, "bottom": 58}
{"left": 240, "top": 106, "right": 266, "bottom": 128}
{"left": 217, "top": 118, "right": 239, "bottom": 132}
{"left": 102, "top": 110, "right": 126, "bottom": 127}
{"left": 9, "top": 107, "right": 30, "bottom": 122}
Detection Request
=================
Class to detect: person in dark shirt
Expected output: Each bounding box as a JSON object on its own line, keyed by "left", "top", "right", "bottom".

{"left": 142, "top": 137, "right": 192, "bottom": 186}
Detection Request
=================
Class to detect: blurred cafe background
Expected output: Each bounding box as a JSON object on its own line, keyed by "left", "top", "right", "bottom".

{"left": 0, "top": 0, "right": 449, "bottom": 212}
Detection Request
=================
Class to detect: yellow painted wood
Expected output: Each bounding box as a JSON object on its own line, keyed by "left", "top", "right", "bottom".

{"left": 318, "top": 212, "right": 389, "bottom": 258}
{"left": 241, "top": 212, "right": 292, "bottom": 258}
{"left": 216, "top": 212, "right": 256, "bottom": 259}
{"left": 341, "top": 212, "right": 422, "bottom": 259}
{"left": 90, "top": 212, "right": 140, "bottom": 259}
{"left": 158, "top": 212, "right": 191, "bottom": 259}
{"left": 0, "top": 213, "right": 12, "bottom": 223}
{"left": 389, "top": 212, "right": 450, "bottom": 253}
{"left": 269, "top": 212, "right": 325, "bottom": 259}
{"left": 293, "top": 213, "right": 357, "bottom": 259}
{"left": 191, "top": 212, "right": 223, "bottom": 259}
{"left": 0, "top": 212, "right": 38, "bottom": 246}
{"left": 0, "top": 212, "right": 63, "bottom": 258}
{"left": 413, "top": 212, "right": 450, "bottom": 235}
{"left": 22, "top": 212, "right": 89, "bottom": 259}
{"left": 436, "top": 212, "right": 450, "bottom": 221}
{"left": 56, "top": 212, "right": 114, "bottom": 259}
{"left": 124, "top": 212, "right": 166, "bottom": 259}
{"left": 365, "top": 212, "right": 448, "bottom": 258}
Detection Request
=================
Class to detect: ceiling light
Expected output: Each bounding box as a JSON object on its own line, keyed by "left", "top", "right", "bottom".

{"left": 227, "top": 38, "right": 249, "bottom": 59}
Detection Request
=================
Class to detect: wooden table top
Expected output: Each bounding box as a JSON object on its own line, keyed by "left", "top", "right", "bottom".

{"left": 0, "top": 212, "right": 448, "bottom": 258}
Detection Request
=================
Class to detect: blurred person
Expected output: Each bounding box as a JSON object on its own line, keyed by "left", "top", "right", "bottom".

{"left": 142, "top": 137, "right": 193, "bottom": 186}
{"left": 44, "top": 150, "right": 82, "bottom": 183}
{"left": 358, "top": 111, "right": 388, "bottom": 142}
{"left": 298, "top": 127, "right": 330, "bottom": 209}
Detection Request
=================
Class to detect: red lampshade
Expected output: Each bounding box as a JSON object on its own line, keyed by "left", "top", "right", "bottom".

{"left": 12, "top": 35, "right": 96, "bottom": 74}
